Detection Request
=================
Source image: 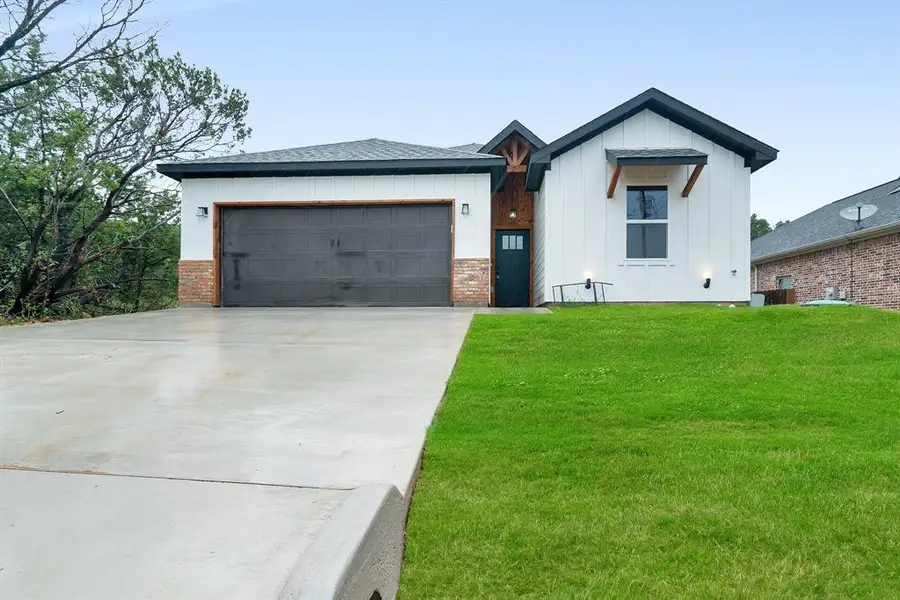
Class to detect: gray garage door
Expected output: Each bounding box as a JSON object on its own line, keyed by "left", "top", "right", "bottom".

{"left": 220, "top": 204, "right": 451, "bottom": 307}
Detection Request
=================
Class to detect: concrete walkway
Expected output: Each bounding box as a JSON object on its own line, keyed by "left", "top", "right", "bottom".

{"left": 0, "top": 308, "right": 473, "bottom": 599}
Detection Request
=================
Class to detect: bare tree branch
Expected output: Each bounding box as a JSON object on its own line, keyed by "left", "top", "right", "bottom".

{"left": 0, "top": 0, "right": 153, "bottom": 95}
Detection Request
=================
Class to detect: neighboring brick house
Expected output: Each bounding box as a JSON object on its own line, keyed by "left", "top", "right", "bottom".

{"left": 751, "top": 177, "right": 900, "bottom": 309}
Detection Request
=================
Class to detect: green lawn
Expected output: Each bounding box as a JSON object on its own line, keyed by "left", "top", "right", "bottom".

{"left": 400, "top": 305, "right": 900, "bottom": 599}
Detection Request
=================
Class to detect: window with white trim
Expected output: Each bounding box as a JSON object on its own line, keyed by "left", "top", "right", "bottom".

{"left": 626, "top": 187, "right": 668, "bottom": 259}
{"left": 776, "top": 276, "right": 792, "bottom": 290}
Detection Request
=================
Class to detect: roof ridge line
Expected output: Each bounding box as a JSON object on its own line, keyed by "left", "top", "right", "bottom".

{"left": 827, "top": 176, "right": 900, "bottom": 205}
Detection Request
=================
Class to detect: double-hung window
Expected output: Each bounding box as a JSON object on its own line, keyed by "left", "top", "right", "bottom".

{"left": 626, "top": 186, "right": 668, "bottom": 259}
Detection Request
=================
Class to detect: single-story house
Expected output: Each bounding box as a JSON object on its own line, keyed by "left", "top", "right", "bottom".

{"left": 158, "top": 88, "right": 778, "bottom": 307}
{"left": 751, "top": 177, "right": 900, "bottom": 309}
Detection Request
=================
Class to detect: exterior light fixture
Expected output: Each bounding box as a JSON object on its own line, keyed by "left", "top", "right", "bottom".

{"left": 703, "top": 278, "right": 711, "bottom": 289}
{"left": 509, "top": 207, "right": 517, "bottom": 220}
{"left": 461, "top": 203, "right": 470, "bottom": 216}
{"left": 196, "top": 206, "right": 209, "bottom": 218}
{"left": 585, "top": 277, "right": 592, "bottom": 289}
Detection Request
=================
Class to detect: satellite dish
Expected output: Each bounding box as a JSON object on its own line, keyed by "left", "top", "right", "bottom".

{"left": 839, "top": 203, "right": 878, "bottom": 227}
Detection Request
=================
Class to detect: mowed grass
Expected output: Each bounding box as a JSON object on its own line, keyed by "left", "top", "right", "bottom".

{"left": 400, "top": 305, "right": 900, "bottom": 599}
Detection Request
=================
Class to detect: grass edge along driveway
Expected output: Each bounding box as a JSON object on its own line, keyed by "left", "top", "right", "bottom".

{"left": 400, "top": 305, "right": 900, "bottom": 599}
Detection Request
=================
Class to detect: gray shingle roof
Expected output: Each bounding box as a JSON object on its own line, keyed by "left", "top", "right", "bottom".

{"left": 605, "top": 148, "right": 707, "bottom": 166}
{"left": 173, "top": 138, "right": 499, "bottom": 165}
{"left": 606, "top": 148, "right": 707, "bottom": 159}
{"left": 751, "top": 177, "right": 900, "bottom": 262}
{"left": 448, "top": 143, "right": 485, "bottom": 154}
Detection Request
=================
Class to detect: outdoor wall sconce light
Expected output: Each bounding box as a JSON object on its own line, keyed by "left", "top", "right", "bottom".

{"left": 196, "top": 206, "right": 209, "bottom": 218}
{"left": 585, "top": 277, "right": 592, "bottom": 289}
{"left": 703, "top": 277, "right": 711, "bottom": 289}
{"left": 509, "top": 207, "right": 517, "bottom": 220}
{"left": 461, "top": 203, "right": 470, "bottom": 216}
{"left": 731, "top": 269, "right": 738, "bottom": 276}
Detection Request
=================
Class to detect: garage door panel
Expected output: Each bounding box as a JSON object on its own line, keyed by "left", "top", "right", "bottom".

{"left": 221, "top": 204, "right": 450, "bottom": 306}
{"left": 366, "top": 259, "right": 390, "bottom": 277}
{"left": 422, "top": 204, "right": 450, "bottom": 223}
{"left": 304, "top": 208, "right": 333, "bottom": 225}
{"left": 394, "top": 205, "right": 423, "bottom": 224}
{"left": 366, "top": 232, "right": 391, "bottom": 251}
{"left": 422, "top": 258, "right": 450, "bottom": 277}
{"left": 394, "top": 285, "right": 423, "bottom": 304}
{"left": 422, "top": 284, "right": 449, "bottom": 304}
{"left": 393, "top": 232, "right": 423, "bottom": 251}
{"left": 336, "top": 206, "right": 365, "bottom": 224}
{"left": 365, "top": 284, "right": 393, "bottom": 304}
{"left": 279, "top": 283, "right": 335, "bottom": 306}
{"left": 337, "top": 257, "right": 366, "bottom": 277}
{"left": 366, "top": 206, "right": 392, "bottom": 223}
{"left": 422, "top": 232, "right": 449, "bottom": 250}
{"left": 336, "top": 232, "right": 365, "bottom": 251}
{"left": 395, "top": 259, "right": 422, "bottom": 277}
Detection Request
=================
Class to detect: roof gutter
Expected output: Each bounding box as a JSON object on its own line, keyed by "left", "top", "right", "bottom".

{"left": 751, "top": 221, "right": 900, "bottom": 265}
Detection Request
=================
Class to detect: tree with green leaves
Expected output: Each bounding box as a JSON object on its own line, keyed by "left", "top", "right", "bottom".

{"left": 0, "top": 9, "right": 249, "bottom": 316}
{"left": 751, "top": 213, "right": 772, "bottom": 240}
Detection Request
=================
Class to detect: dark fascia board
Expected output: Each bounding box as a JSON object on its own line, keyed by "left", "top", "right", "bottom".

{"left": 157, "top": 157, "right": 508, "bottom": 189}
{"left": 525, "top": 88, "right": 778, "bottom": 191}
{"left": 479, "top": 120, "right": 546, "bottom": 155}
{"left": 606, "top": 153, "right": 708, "bottom": 168}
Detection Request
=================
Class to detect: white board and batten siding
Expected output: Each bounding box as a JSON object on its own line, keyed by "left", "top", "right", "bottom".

{"left": 539, "top": 109, "right": 752, "bottom": 303}
{"left": 180, "top": 174, "right": 492, "bottom": 261}
{"left": 532, "top": 186, "right": 547, "bottom": 305}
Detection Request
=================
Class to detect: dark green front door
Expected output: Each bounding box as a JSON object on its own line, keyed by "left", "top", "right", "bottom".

{"left": 494, "top": 230, "right": 530, "bottom": 307}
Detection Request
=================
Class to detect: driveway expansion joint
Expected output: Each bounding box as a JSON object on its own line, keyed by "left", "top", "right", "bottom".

{"left": 0, "top": 465, "right": 356, "bottom": 492}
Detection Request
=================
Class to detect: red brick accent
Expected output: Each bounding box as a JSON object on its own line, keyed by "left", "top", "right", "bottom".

{"left": 178, "top": 260, "right": 214, "bottom": 305}
{"left": 453, "top": 258, "right": 490, "bottom": 306}
{"left": 753, "top": 232, "right": 900, "bottom": 309}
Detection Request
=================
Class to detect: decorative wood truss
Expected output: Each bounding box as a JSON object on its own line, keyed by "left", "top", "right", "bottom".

{"left": 680, "top": 164, "right": 704, "bottom": 197}
{"left": 499, "top": 136, "right": 532, "bottom": 173}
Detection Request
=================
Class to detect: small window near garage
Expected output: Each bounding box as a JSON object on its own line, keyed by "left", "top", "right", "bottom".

{"left": 626, "top": 187, "right": 668, "bottom": 259}
{"left": 777, "top": 276, "right": 793, "bottom": 290}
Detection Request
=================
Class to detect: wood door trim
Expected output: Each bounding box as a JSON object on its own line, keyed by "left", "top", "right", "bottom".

{"left": 212, "top": 199, "right": 455, "bottom": 307}
{"left": 212, "top": 205, "right": 221, "bottom": 306}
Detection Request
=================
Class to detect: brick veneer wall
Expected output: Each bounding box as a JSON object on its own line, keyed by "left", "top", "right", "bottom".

{"left": 452, "top": 258, "right": 490, "bottom": 306}
{"left": 178, "top": 260, "right": 214, "bottom": 305}
{"left": 753, "top": 232, "right": 900, "bottom": 309}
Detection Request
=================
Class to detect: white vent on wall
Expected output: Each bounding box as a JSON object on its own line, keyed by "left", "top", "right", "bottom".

{"left": 825, "top": 286, "right": 839, "bottom": 300}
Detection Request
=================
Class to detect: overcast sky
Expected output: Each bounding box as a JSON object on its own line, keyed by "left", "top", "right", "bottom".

{"left": 50, "top": 0, "right": 900, "bottom": 222}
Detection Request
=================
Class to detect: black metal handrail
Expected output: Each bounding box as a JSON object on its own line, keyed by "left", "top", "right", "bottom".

{"left": 551, "top": 280, "right": 614, "bottom": 304}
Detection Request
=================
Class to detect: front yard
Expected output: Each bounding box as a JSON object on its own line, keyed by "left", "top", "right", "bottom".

{"left": 400, "top": 306, "right": 900, "bottom": 598}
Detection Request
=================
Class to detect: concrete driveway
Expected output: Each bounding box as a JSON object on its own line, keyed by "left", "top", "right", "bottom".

{"left": 0, "top": 308, "right": 473, "bottom": 598}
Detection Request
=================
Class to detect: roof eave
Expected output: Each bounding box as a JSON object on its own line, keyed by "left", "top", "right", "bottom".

{"left": 479, "top": 120, "right": 546, "bottom": 155}
{"left": 524, "top": 156, "right": 549, "bottom": 192}
{"left": 156, "top": 156, "right": 507, "bottom": 183}
{"left": 607, "top": 154, "right": 709, "bottom": 168}
{"left": 751, "top": 221, "right": 900, "bottom": 264}
{"left": 530, "top": 88, "right": 778, "bottom": 178}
